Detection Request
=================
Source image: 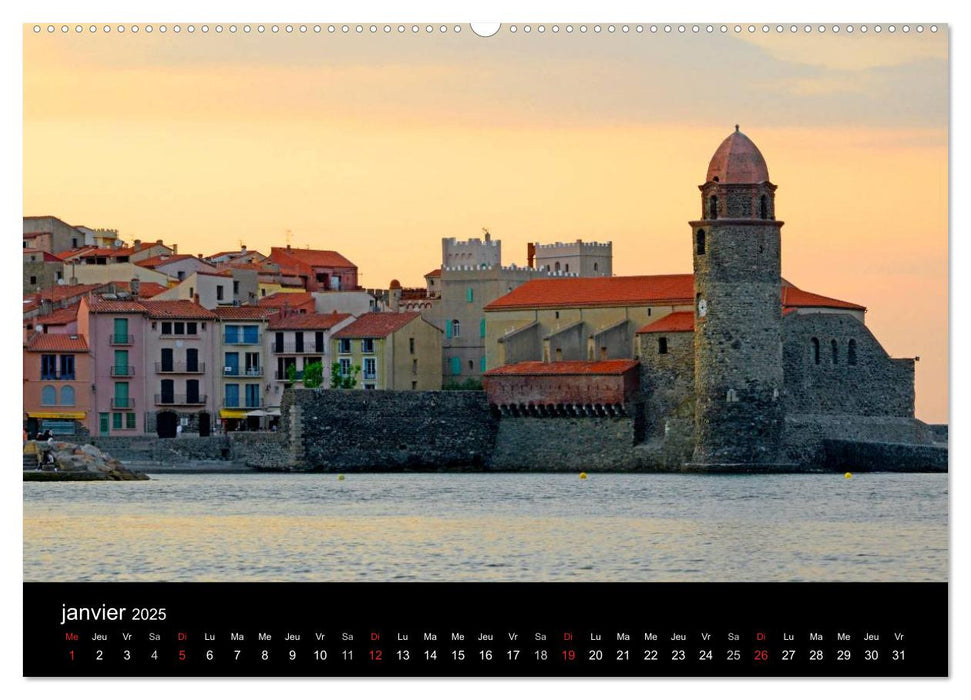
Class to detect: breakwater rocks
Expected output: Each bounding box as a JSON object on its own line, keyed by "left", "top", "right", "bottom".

{"left": 23, "top": 441, "right": 149, "bottom": 481}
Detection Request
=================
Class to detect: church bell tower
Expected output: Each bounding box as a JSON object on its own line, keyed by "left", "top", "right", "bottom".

{"left": 689, "top": 126, "right": 786, "bottom": 469}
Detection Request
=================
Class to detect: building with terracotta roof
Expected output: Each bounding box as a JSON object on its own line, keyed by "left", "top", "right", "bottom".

{"left": 23, "top": 331, "right": 93, "bottom": 437}
{"left": 211, "top": 306, "right": 274, "bottom": 427}
{"left": 268, "top": 245, "right": 358, "bottom": 292}
{"left": 265, "top": 312, "right": 355, "bottom": 405}
{"left": 151, "top": 268, "right": 259, "bottom": 309}
{"left": 331, "top": 312, "right": 442, "bottom": 390}
{"left": 23, "top": 216, "right": 87, "bottom": 254}
{"left": 136, "top": 253, "right": 217, "bottom": 281}
{"left": 480, "top": 128, "right": 922, "bottom": 470}
{"left": 258, "top": 291, "right": 316, "bottom": 315}
{"left": 23, "top": 248, "right": 66, "bottom": 294}
{"left": 77, "top": 298, "right": 220, "bottom": 437}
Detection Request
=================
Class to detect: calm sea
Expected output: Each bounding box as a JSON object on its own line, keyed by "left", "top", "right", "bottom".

{"left": 23, "top": 472, "right": 947, "bottom": 582}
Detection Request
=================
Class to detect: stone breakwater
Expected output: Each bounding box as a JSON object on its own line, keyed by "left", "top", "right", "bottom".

{"left": 23, "top": 441, "right": 149, "bottom": 481}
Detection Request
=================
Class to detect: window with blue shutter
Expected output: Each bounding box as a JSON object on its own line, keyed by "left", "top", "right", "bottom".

{"left": 480, "top": 318, "right": 486, "bottom": 338}
{"left": 450, "top": 357, "right": 461, "bottom": 375}
{"left": 466, "top": 287, "right": 474, "bottom": 302}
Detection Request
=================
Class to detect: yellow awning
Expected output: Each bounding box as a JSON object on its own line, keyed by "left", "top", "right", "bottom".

{"left": 219, "top": 409, "right": 249, "bottom": 419}
{"left": 27, "top": 411, "right": 86, "bottom": 419}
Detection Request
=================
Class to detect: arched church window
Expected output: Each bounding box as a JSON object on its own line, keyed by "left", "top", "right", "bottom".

{"left": 760, "top": 195, "right": 769, "bottom": 220}
{"left": 593, "top": 262, "right": 598, "bottom": 271}
{"left": 848, "top": 339, "right": 858, "bottom": 366}
{"left": 811, "top": 338, "right": 820, "bottom": 365}
{"left": 696, "top": 229, "right": 706, "bottom": 255}
{"left": 831, "top": 339, "right": 839, "bottom": 364}
{"left": 554, "top": 262, "right": 560, "bottom": 272}
{"left": 708, "top": 196, "right": 718, "bottom": 220}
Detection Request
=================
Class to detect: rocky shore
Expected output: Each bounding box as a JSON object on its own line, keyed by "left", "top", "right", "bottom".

{"left": 23, "top": 441, "right": 149, "bottom": 481}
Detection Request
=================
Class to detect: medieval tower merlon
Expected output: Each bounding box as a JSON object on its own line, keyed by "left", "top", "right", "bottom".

{"left": 689, "top": 126, "right": 787, "bottom": 469}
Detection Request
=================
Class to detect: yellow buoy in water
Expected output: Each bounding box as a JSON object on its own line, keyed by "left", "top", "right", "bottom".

{"left": 844, "top": 472, "right": 852, "bottom": 479}
{"left": 579, "top": 472, "right": 588, "bottom": 480}
{"left": 338, "top": 474, "right": 345, "bottom": 481}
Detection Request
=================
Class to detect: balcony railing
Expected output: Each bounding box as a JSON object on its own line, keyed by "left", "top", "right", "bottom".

{"left": 275, "top": 369, "right": 304, "bottom": 381}
{"left": 110, "top": 334, "right": 134, "bottom": 346}
{"left": 223, "top": 366, "right": 264, "bottom": 377}
{"left": 271, "top": 343, "right": 325, "bottom": 355}
{"left": 155, "top": 394, "right": 207, "bottom": 406}
{"left": 223, "top": 334, "right": 262, "bottom": 345}
{"left": 222, "top": 400, "right": 262, "bottom": 409}
{"left": 110, "top": 397, "right": 134, "bottom": 409}
{"left": 110, "top": 366, "right": 135, "bottom": 377}
{"left": 40, "top": 373, "right": 76, "bottom": 381}
{"left": 363, "top": 371, "right": 377, "bottom": 381}
{"left": 155, "top": 362, "right": 205, "bottom": 374}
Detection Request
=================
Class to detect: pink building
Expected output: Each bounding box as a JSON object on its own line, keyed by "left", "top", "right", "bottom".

{"left": 79, "top": 298, "right": 149, "bottom": 436}
{"left": 23, "top": 333, "right": 93, "bottom": 437}
{"left": 79, "top": 297, "right": 218, "bottom": 437}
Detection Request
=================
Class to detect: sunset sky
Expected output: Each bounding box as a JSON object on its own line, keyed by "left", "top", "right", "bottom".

{"left": 22, "top": 25, "right": 948, "bottom": 421}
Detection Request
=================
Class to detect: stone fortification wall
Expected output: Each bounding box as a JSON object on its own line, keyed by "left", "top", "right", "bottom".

{"left": 782, "top": 414, "right": 934, "bottom": 466}
{"left": 782, "top": 313, "right": 914, "bottom": 417}
{"left": 287, "top": 388, "right": 497, "bottom": 470}
{"left": 823, "top": 439, "right": 947, "bottom": 472}
{"left": 490, "top": 414, "right": 641, "bottom": 471}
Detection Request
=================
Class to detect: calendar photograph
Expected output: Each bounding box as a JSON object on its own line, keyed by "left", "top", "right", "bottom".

{"left": 20, "top": 20, "right": 949, "bottom": 678}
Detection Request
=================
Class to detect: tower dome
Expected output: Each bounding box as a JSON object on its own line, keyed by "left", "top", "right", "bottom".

{"left": 705, "top": 125, "right": 769, "bottom": 184}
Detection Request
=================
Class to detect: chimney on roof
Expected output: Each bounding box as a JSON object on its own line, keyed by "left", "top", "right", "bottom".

{"left": 172, "top": 244, "right": 178, "bottom": 254}
{"left": 241, "top": 245, "right": 247, "bottom": 253}
{"left": 527, "top": 242, "right": 536, "bottom": 268}
{"left": 130, "top": 278, "right": 141, "bottom": 298}
{"left": 69, "top": 277, "right": 78, "bottom": 285}
{"left": 286, "top": 244, "right": 291, "bottom": 251}
{"left": 156, "top": 239, "right": 163, "bottom": 245}
{"left": 133, "top": 239, "right": 142, "bottom": 251}
{"left": 193, "top": 293, "right": 200, "bottom": 305}
{"left": 40, "top": 299, "right": 53, "bottom": 317}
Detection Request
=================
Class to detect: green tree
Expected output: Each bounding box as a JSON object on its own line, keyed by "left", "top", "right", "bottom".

{"left": 303, "top": 361, "right": 324, "bottom": 388}
{"left": 285, "top": 364, "right": 298, "bottom": 383}
{"left": 330, "top": 361, "right": 361, "bottom": 389}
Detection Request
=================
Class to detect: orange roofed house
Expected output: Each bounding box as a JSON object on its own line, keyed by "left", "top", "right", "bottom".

{"left": 331, "top": 312, "right": 442, "bottom": 391}
{"left": 23, "top": 333, "right": 93, "bottom": 438}
{"left": 268, "top": 245, "right": 358, "bottom": 293}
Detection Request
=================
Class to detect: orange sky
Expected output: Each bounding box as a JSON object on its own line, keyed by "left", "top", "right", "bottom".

{"left": 22, "top": 26, "right": 948, "bottom": 421}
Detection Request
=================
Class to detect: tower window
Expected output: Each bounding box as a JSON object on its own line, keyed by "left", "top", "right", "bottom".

{"left": 831, "top": 339, "right": 839, "bottom": 364}
{"left": 708, "top": 196, "right": 718, "bottom": 220}
{"left": 554, "top": 262, "right": 560, "bottom": 272}
{"left": 848, "top": 339, "right": 858, "bottom": 366}
{"left": 658, "top": 337, "right": 668, "bottom": 355}
{"left": 811, "top": 337, "right": 820, "bottom": 365}
{"left": 593, "top": 262, "right": 598, "bottom": 271}
{"left": 696, "top": 229, "right": 706, "bottom": 255}
{"left": 760, "top": 195, "right": 769, "bottom": 220}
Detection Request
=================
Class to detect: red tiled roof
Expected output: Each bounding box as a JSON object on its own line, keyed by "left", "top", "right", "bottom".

{"left": 636, "top": 311, "right": 695, "bottom": 334}
{"left": 485, "top": 275, "right": 695, "bottom": 311}
{"left": 781, "top": 285, "right": 865, "bottom": 311}
{"left": 25, "top": 284, "right": 104, "bottom": 311}
{"left": 31, "top": 302, "right": 80, "bottom": 326}
{"left": 485, "top": 360, "right": 640, "bottom": 376}
{"left": 333, "top": 312, "right": 421, "bottom": 338}
{"left": 212, "top": 306, "right": 274, "bottom": 320}
{"left": 486, "top": 275, "right": 865, "bottom": 314}
{"left": 134, "top": 254, "right": 199, "bottom": 269}
{"left": 25, "top": 333, "right": 89, "bottom": 352}
{"left": 269, "top": 246, "right": 356, "bottom": 269}
{"left": 269, "top": 312, "right": 351, "bottom": 330}
{"left": 425, "top": 268, "right": 441, "bottom": 278}
{"left": 78, "top": 246, "right": 134, "bottom": 258}
{"left": 23, "top": 248, "right": 64, "bottom": 261}
{"left": 139, "top": 300, "right": 218, "bottom": 320}
{"left": 258, "top": 291, "right": 314, "bottom": 308}
{"left": 87, "top": 300, "right": 149, "bottom": 313}
{"left": 107, "top": 281, "right": 170, "bottom": 298}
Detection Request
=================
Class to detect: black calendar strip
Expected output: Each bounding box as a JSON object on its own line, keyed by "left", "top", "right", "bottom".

{"left": 23, "top": 582, "right": 947, "bottom": 677}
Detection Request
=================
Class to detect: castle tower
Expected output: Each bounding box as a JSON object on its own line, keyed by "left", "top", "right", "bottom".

{"left": 689, "top": 126, "right": 786, "bottom": 469}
